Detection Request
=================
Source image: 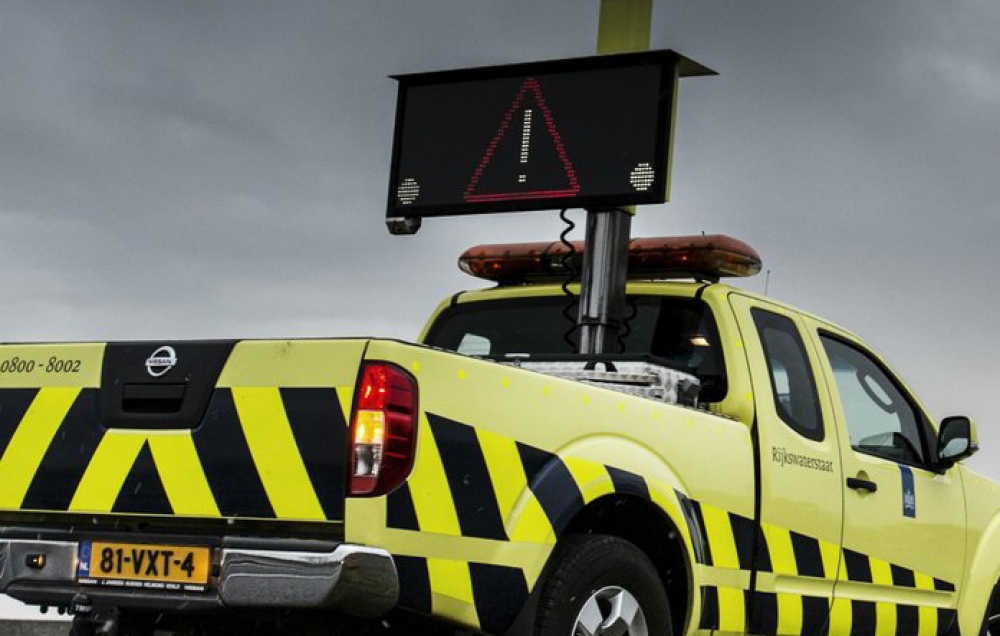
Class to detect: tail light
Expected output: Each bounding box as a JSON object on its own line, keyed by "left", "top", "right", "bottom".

{"left": 348, "top": 362, "right": 418, "bottom": 497}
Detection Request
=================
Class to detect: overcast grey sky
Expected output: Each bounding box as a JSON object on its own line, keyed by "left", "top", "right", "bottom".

{"left": 0, "top": 0, "right": 998, "bottom": 619}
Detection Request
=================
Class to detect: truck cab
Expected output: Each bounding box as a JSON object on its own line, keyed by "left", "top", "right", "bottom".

{"left": 411, "top": 236, "right": 989, "bottom": 636}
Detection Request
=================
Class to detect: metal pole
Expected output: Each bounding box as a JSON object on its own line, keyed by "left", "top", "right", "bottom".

{"left": 577, "top": 0, "right": 652, "bottom": 355}
{"left": 577, "top": 209, "right": 632, "bottom": 353}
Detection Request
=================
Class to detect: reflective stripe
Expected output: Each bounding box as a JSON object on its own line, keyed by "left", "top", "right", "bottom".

{"left": 231, "top": 387, "right": 324, "bottom": 520}
{"left": 476, "top": 428, "right": 554, "bottom": 544}
{"left": 914, "top": 572, "right": 938, "bottom": 636}
{"left": 507, "top": 491, "right": 556, "bottom": 545}
{"left": 829, "top": 597, "right": 854, "bottom": 636}
{"left": 407, "top": 416, "right": 462, "bottom": 536}
{"left": 0, "top": 387, "right": 81, "bottom": 508}
{"left": 870, "top": 557, "right": 897, "bottom": 636}
{"left": 763, "top": 523, "right": 797, "bottom": 576}
{"left": 717, "top": 586, "right": 746, "bottom": 632}
{"left": 427, "top": 557, "right": 479, "bottom": 628}
{"left": 563, "top": 456, "right": 614, "bottom": 503}
{"left": 335, "top": 386, "right": 354, "bottom": 425}
{"left": 820, "top": 539, "right": 844, "bottom": 580}
{"left": 477, "top": 428, "right": 528, "bottom": 519}
{"left": 701, "top": 503, "right": 742, "bottom": 570}
{"left": 875, "top": 601, "right": 897, "bottom": 636}
{"left": 69, "top": 433, "right": 145, "bottom": 511}
{"left": 147, "top": 433, "right": 220, "bottom": 516}
{"left": 775, "top": 591, "right": 803, "bottom": 635}
{"left": 518, "top": 443, "right": 584, "bottom": 535}
{"left": 428, "top": 414, "right": 507, "bottom": 540}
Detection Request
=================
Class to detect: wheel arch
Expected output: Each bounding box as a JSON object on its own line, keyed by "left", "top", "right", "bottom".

{"left": 959, "top": 512, "right": 1000, "bottom": 636}
{"left": 560, "top": 493, "right": 695, "bottom": 636}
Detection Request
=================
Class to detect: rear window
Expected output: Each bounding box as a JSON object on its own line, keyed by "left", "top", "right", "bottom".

{"left": 424, "top": 295, "right": 727, "bottom": 401}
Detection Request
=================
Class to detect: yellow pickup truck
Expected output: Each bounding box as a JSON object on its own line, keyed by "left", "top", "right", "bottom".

{"left": 0, "top": 235, "right": 994, "bottom": 636}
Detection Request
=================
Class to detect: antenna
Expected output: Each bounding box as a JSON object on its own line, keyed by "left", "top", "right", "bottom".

{"left": 764, "top": 269, "right": 772, "bottom": 295}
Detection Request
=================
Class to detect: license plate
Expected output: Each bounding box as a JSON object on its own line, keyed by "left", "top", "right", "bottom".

{"left": 77, "top": 541, "right": 211, "bottom": 592}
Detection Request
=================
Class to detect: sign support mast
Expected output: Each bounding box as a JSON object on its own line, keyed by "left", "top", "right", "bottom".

{"left": 577, "top": 0, "right": 653, "bottom": 355}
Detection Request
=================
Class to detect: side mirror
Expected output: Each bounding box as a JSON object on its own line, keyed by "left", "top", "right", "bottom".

{"left": 937, "top": 416, "right": 979, "bottom": 468}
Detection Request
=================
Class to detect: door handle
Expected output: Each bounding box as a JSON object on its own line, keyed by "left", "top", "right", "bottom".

{"left": 847, "top": 476, "right": 878, "bottom": 493}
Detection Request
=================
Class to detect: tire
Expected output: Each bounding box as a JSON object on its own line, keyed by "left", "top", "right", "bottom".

{"left": 982, "top": 583, "right": 1000, "bottom": 636}
{"left": 534, "top": 534, "right": 672, "bottom": 636}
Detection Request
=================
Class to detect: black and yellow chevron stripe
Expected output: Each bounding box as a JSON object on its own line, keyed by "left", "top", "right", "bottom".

{"left": 698, "top": 585, "right": 957, "bottom": 636}
{"left": 0, "top": 387, "right": 348, "bottom": 520}
{"left": 1, "top": 386, "right": 962, "bottom": 636}
{"left": 379, "top": 413, "right": 666, "bottom": 632}
{"left": 675, "top": 491, "right": 958, "bottom": 636}
{"left": 395, "top": 555, "right": 530, "bottom": 635}
{"left": 380, "top": 414, "right": 958, "bottom": 636}
{"left": 386, "top": 413, "right": 656, "bottom": 538}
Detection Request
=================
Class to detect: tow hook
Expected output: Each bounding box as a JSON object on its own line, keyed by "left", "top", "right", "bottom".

{"left": 69, "top": 594, "right": 119, "bottom": 636}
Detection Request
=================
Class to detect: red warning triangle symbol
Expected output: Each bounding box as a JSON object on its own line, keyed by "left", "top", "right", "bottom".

{"left": 464, "top": 77, "right": 580, "bottom": 203}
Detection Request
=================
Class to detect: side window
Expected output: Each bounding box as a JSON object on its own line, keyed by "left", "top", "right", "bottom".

{"left": 752, "top": 309, "right": 824, "bottom": 441}
{"left": 820, "top": 335, "right": 927, "bottom": 465}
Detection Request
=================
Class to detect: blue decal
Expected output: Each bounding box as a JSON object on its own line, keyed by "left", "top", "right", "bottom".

{"left": 900, "top": 465, "right": 916, "bottom": 518}
{"left": 78, "top": 541, "right": 92, "bottom": 576}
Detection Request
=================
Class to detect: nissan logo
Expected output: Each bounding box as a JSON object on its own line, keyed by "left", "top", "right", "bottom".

{"left": 145, "top": 346, "right": 178, "bottom": 378}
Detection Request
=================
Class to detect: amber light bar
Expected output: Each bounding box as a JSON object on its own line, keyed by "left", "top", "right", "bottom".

{"left": 458, "top": 235, "right": 762, "bottom": 284}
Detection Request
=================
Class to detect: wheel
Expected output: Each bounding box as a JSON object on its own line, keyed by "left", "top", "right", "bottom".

{"left": 982, "top": 583, "right": 1000, "bottom": 636}
{"left": 534, "top": 534, "right": 672, "bottom": 636}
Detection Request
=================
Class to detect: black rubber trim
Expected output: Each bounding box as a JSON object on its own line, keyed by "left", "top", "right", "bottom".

{"left": 606, "top": 466, "right": 650, "bottom": 499}
{"left": 693, "top": 282, "right": 713, "bottom": 301}
{"left": 675, "top": 490, "right": 712, "bottom": 566}
{"left": 687, "top": 498, "right": 714, "bottom": 566}
{"left": 699, "top": 585, "right": 719, "bottom": 630}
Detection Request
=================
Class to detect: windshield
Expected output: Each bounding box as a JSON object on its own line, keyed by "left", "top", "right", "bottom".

{"left": 424, "top": 294, "right": 728, "bottom": 401}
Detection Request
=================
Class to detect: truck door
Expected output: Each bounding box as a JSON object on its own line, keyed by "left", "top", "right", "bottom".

{"left": 807, "top": 323, "right": 965, "bottom": 636}
{"left": 730, "top": 294, "right": 844, "bottom": 636}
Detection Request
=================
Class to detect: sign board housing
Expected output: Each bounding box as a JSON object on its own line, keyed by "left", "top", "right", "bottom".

{"left": 386, "top": 50, "right": 714, "bottom": 233}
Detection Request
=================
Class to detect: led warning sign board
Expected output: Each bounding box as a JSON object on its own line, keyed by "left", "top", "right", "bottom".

{"left": 386, "top": 49, "right": 714, "bottom": 231}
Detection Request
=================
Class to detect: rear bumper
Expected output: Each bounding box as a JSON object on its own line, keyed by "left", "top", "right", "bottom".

{"left": 0, "top": 539, "right": 398, "bottom": 619}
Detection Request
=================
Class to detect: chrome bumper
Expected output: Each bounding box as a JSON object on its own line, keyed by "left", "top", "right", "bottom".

{"left": 0, "top": 539, "right": 398, "bottom": 619}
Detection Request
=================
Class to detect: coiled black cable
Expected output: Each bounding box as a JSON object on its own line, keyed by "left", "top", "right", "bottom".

{"left": 617, "top": 294, "right": 638, "bottom": 353}
{"left": 558, "top": 209, "right": 579, "bottom": 351}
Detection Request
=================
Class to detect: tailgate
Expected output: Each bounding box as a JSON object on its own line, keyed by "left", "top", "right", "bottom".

{"left": 0, "top": 339, "right": 367, "bottom": 523}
